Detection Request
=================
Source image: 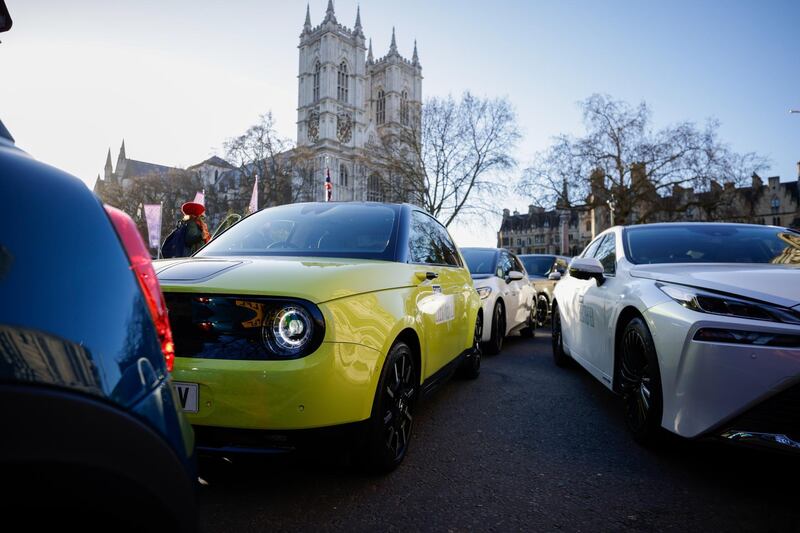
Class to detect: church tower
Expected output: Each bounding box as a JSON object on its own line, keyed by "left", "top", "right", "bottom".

{"left": 296, "top": 3, "right": 422, "bottom": 202}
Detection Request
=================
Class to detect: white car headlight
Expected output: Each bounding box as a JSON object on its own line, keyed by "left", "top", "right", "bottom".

{"left": 657, "top": 282, "right": 800, "bottom": 325}
{"left": 476, "top": 287, "right": 492, "bottom": 300}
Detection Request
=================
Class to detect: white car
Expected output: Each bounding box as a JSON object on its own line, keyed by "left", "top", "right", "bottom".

{"left": 552, "top": 223, "right": 800, "bottom": 450}
{"left": 461, "top": 248, "right": 536, "bottom": 354}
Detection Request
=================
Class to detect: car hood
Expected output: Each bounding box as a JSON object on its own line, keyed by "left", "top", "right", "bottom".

{"left": 629, "top": 263, "right": 800, "bottom": 309}
{"left": 154, "top": 256, "right": 419, "bottom": 304}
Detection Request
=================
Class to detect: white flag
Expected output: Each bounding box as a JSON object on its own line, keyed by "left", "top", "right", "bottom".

{"left": 248, "top": 175, "right": 258, "bottom": 214}
{"left": 193, "top": 190, "right": 205, "bottom": 206}
{"left": 143, "top": 204, "right": 162, "bottom": 249}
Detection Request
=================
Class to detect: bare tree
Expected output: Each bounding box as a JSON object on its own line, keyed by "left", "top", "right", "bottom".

{"left": 224, "top": 112, "right": 295, "bottom": 209}
{"left": 518, "top": 94, "right": 768, "bottom": 224}
{"left": 362, "top": 92, "right": 519, "bottom": 227}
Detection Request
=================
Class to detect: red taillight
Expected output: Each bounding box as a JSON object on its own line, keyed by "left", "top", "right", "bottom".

{"left": 104, "top": 205, "right": 175, "bottom": 372}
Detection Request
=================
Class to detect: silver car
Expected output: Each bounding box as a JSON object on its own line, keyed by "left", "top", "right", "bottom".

{"left": 519, "top": 254, "right": 570, "bottom": 326}
{"left": 552, "top": 223, "right": 800, "bottom": 451}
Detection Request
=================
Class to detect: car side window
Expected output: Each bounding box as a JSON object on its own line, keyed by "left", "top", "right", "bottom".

{"left": 497, "top": 252, "right": 513, "bottom": 279}
{"left": 434, "top": 222, "right": 462, "bottom": 267}
{"left": 511, "top": 254, "right": 526, "bottom": 275}
{"left": 581, "top": 239, "right": 601, "bottom": 260}
{"left": 593, "top": 234, "right": 617, "bottom": 275}
{"left": 408, "top": 211, "right": 443, "bottom": 265}
{"left": 554, "top": 258, "right": 568, "bottom": 273}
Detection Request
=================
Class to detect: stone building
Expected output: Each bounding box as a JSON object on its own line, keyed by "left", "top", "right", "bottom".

{"left": 296, "top": 1, "right": 422, "bottom": 202}
{"left": 499, "top": 164, "right": 800, "bottom": 256}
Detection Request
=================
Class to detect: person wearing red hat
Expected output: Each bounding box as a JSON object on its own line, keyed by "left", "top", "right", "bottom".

{"left": 181, "top": 201, "right": 210, "bottom": 255}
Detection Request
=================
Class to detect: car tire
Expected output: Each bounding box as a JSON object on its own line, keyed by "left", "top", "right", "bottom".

{"left": 520, "top": 305, "right": 536, "bottom": 338}
{"left": 459, "top": 313, "right": 482, "bottom": 379}
{"left": 551, "top": 302, "right": 570, "bottom": 367}
{"left": 618, "top": 317, "right": 664, "bottom": 446}
{"left": 483, "top": 301, "right": 505, "bottom": 355}
{"left": 361, "top": 341, "right": 417, "bottom": 473}
{"left": 535, "top": 294, "right": 550, "bottom": 327}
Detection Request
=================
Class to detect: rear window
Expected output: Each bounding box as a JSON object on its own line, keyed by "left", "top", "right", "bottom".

{"left": 625, "top": 225, "right": 800, "bottom": 265}
{"left": 520, "top": 256, "right": 555, "bottom": 276}
{"left": 198, "top": 203, "right": 399, "bottom": 261}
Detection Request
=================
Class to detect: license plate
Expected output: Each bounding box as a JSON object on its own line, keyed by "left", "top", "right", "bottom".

{"left": 173, "top": 382, "right": 199, "bottom": 413}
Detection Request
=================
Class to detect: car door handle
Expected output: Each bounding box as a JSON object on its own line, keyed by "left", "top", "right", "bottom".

{"left": 415, "top": 271, "right": 439, "bottom": 281}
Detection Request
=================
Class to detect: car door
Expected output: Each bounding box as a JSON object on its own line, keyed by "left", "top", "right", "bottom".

{"left": 510, "top": 253, "right": 534, "bottom": 327}
{"left": 407, "top": 211, "right": 463, "bottom": 379}
{"left": 496, "top": 251, "right": 518, "bottom": 334}
{"left": 579, "top": 233, "right": 618, "bottom": 383}
{"left": 560, "top": 237, "right": 603, "bottom": 357}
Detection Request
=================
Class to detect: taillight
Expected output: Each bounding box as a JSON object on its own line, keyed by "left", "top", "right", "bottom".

{"left": 104, "top": 205, "right": 175, "bottom": 372}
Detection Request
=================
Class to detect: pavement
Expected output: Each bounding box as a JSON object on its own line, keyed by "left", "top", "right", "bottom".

{"left": 197, "top": 331, "right": 800, "bottom": 532}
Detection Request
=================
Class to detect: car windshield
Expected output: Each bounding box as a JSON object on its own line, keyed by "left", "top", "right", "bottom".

{"left": 520, "top": 256, "right": 554, "bottom": 277}
{"left": 461, "top": 249, "right": 497, "bottom": 275}
{"left": 625, "top": 225, "right": 800, "bottom": 265}
{"left": 197, "top": 203, "right": 398, "bottom": 261}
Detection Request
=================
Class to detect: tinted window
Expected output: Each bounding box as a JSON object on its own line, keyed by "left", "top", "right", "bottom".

{"left": 593, "top": 234, "right": 617, "bottom": 274}
{"left": 625, "top": 225, "right": 800, "bottom": 265}
{"left": 554, "top": 258, "right": 569, "bottom": 273}
{"left": 498, "top": 252, "right": 513, "bottom": 278}
{"left": 433, "top": 220, "right": 462, "bottom": 267}
{"left": 520, "top": 255, "right": 555, "bottom": 277}
{"left": 198, "top": 203, "right": 398, "bottom": 261}
{"left": 511, "top": 254, "right": 526, "bottom": 275}
{"left": 461, "top": 249, "right": 497, "bottom": 274}
{"left": 409, "top": 211, "right": 442, "bottom": 264}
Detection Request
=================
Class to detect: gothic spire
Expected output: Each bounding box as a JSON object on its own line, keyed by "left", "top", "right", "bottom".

{"left": 118, "top": 139, "right": 126, "bottom": 161}
{"left": 105, "top": 148, "right": 113, "bottom": 170}
{"left": 367, "top": 38, "right": 374, "bottom": 63}
{"left": 324, "top": 0, "right": 336, "bottom": 24}
{"left": 303, "top": 3, "right": 312, "bottom": 32}
{"left": 355, "top": 5, "right": 362, "bottom": 30}
{"left": 412, "top": 39, "right": 419, "bottom": 65}
{"left": 389, "top": 27, "right": 397, "bottom": 54}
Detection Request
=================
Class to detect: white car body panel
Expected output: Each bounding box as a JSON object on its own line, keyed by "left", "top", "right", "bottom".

{"left": 473, "top": 274, "right": 535, "bottom": 342}
{"left": 553, "top": 224, "right": 800, "bottom": 441}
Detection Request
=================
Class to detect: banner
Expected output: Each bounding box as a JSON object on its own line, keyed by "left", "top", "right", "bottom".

{"left": 193, "top": 190, "right": 205, "bottom": 206}
{"left": 248, "top": 175, "right": 258, "bottom": 214}
{"left": 144, "top": 204, "right": 162, "bottom": 249}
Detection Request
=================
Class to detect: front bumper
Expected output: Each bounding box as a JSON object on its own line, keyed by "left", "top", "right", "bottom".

{"left": 172, "top": 341, "right": 383, "bottom": 432}
{"left": 644, "top": 300, "right": 800, "bottom": 442}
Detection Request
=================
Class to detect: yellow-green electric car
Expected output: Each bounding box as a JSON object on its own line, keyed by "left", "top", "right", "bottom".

{"left": 155, "top": 202, "right": 482, "bottom": 472}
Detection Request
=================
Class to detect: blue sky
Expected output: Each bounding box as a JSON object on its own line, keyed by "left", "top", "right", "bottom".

{"left": 1, "top": 0, "right": 798, "bottom": 246}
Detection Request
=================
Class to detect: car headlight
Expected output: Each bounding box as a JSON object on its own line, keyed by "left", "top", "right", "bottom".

{"left": 657, "top": 282, "right": 800, "bottom": 324}
{"left": 263, "top": 305, "right": 315, "bottom": 356}
{"left": 476, "top": 287, "right": 492, "bottom": 300}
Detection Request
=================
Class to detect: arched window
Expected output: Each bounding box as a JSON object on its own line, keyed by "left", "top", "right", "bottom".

{"left": 400, "top": 90, "right": 409, "bottom": 126}
{"left": 771, "top": 197, "right": 780, "bottom": 212}
{"left": 377, "top": 90, "right": 386, "bottom": 125}
{"left": 339, "top": 163, "right": 349, "bottom": 187}
{"left": 367, "top": 174, "right": 384, "bottom": 201}
{"left": 337, "top": 62, "right": 348, "bottom": 102}
{"left": 313, "top": 61, "right": 321, "bottom": 102}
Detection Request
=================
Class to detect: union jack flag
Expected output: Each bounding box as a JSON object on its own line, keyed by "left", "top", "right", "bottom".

{"left": 325, "top": 167, "right": 333, "bottom": 202}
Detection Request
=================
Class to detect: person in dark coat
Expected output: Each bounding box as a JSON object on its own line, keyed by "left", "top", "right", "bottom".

{"left": 181, "top": 202, "right": 210, "bottom": 255}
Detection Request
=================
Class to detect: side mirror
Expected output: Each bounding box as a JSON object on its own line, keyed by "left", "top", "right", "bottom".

{"left": 548, "top": 271, "right": 562, "bottom": 281}
{"left": 569, "top": 257, "right": 605, "bottom": 285}
{"left": 0, "top": 1, "right": 11, "bottom": 33}
{"left": 508, "top": 270, "right": 524, "bottom": 281}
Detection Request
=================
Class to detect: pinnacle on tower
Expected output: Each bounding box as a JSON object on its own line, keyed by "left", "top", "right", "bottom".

{"left": 104, "top": 148, "right": 113, "bottom": 180}
{"left": 354, "top": 5, "right": 363, "bottom": 35}
{"left": 389, "top": 27, "right": 397, "bottom": 54}
{"left": 367, "top": 38, "right": 374, "bottom": 63}
{"left": 412, "top": 39, "right": 419, "bottom": 65}
{"left": 303, "top": 3, "right": 312, "bottom": 32}
{"left": 105, "top": 148, "right": 113, "bottom": 169}
{"left": 324, "top": 0, "right": 336, "bottom": 24}
{"left": 118, "top": 139, "right": 126, "bottom": 161}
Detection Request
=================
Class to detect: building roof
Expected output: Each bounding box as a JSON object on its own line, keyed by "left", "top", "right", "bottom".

{"left": 187, "top": 156, "right": 236, "bottom": 171}
{"left": 121, "top": 159, "right": 180, "bottom": 179}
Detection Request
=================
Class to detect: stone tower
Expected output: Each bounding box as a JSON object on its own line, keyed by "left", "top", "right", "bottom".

{"left": 296, "top": 2, "right": 422, "bottom": 201}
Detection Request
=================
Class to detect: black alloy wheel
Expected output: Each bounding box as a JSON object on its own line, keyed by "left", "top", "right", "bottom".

{"left": 551, "top": 303, "right": 570, "bottom": 367}
{"left": 484, "top": 301, "right": 505, "bottom": 355}
{"left": 618, "top": 317, "right": 664, "bottom": 445}
{"left": 535, "top": 294, "right": 550, "bottom": 327}
{"left": 362, "top": 341, "right": 417, "bottom": 473}
{"left": 459, "top": 313, "right": 482, "bottom": 379}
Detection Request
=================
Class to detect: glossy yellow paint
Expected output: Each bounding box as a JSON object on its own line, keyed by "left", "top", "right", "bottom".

{"left": 160, "top": 256, "right": 481, "bottom": 430}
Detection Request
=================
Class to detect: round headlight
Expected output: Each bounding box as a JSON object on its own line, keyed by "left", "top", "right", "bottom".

{"left": 264, "top": 305, "right": 313, "bottom": 355}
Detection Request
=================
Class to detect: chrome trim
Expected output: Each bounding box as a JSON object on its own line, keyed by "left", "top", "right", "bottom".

{"left": 720, "top": 430, "right": 800, "bottom": 451}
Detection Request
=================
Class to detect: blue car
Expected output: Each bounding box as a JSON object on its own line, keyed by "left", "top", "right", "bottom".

{"left": 0, "top": 10, "right": 197, "bottom": 524}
